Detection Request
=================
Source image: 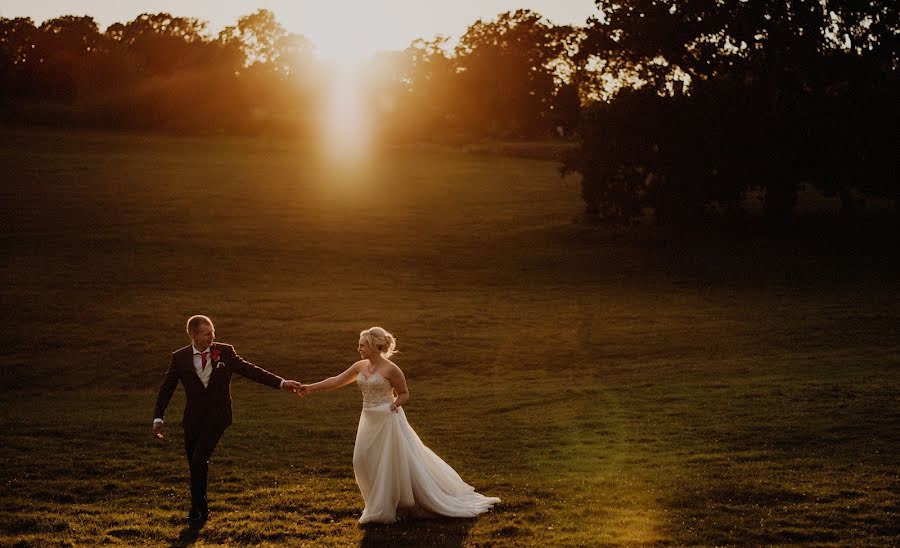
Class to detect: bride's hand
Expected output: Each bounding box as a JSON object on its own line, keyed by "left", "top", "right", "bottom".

{"left": 296, "top": 385, "right": 310, "bottom": 398}
{"left": 390, "top": 402, "right": 400, "bottom": 413}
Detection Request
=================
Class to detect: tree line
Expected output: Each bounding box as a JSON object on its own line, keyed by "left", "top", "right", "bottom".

{"left": 1, "top": 11, "right": 318, "bottom": 134}
{"left": 0, "top": 9, "right": 578, "bottom": 138}
{"left": 1, "top": 2, "right": 897, "bottom": 225}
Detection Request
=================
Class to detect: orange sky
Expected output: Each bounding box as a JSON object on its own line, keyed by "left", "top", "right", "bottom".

{"left": 1, "top": 0, "right": 599, "bottom": 60}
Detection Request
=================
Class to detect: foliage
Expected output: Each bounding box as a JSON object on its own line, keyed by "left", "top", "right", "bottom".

{"left": 0, "top": 11, "right": 317, "bottom": 135}
{"left": 219, "top": 9, "right": 314, "bottom": 73}
{"left": 452, "top": 10, "right": 569, "bottom": 137}
{"left": 0, "top": 9, "right": 579, "bottom": 140}
{"left": 361, "top": 11, "right": 583, "bottom": 142}
{"left": 563, "top": 0, "right": 899, "bottom": 226}
{"left": 1, "top": 3, "right": 897, "bottom": 227}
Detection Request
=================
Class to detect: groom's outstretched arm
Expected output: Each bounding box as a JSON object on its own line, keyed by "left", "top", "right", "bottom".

{"left": 225, "top": 345, "right": 298, "bottom": 391}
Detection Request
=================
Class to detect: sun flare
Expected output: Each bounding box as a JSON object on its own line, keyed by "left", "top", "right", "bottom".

{"left": 318, "top": 59, "right": 372, "bottom": 170}
{"left": 279, "top": 3, "right": 421, "bottom": 62}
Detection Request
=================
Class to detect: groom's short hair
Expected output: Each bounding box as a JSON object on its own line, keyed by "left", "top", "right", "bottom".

{"left": 186, "top": 315, "right": 214, "bottom": 335}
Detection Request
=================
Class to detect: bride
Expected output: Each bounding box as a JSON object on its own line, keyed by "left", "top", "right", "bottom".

{"left": 297, "top": 327, "right": 500, "bottom": 524}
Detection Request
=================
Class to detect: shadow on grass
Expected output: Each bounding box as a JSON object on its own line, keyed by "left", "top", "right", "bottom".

{"left": 168, "top": 525, "right": 200, "bottom": 548}
{"left": 360, "top": 517, "right": 475, "bottom": 548}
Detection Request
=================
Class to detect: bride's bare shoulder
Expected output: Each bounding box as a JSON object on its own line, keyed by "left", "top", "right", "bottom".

{"left": 350, "top": 359, "right": 368, "bottom": 372}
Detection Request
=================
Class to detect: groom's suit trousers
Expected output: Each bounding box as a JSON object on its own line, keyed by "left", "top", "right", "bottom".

{"left": 185, "top": 424, "right": 224, "bottom": 513}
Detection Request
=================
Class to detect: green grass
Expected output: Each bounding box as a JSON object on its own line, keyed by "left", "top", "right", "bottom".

{"left": 1, "top": 128, "right": 898, "bottom": 546}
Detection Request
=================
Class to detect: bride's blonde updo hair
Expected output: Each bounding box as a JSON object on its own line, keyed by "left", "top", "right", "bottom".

{"left": 360, "top": 326, "right": 397, "bottom": 358}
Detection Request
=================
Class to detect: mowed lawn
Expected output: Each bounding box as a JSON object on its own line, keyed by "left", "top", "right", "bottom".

{"left": 0, "top": 128, "right": 898, "bottom": 546}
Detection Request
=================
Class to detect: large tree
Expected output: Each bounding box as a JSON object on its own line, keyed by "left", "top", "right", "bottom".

{"left": 0, "top": 17, "right": 39, "bottom": 99}
{"left": 453, "top": 10, "right": 571, "bottom": 138}
{"left": 218, "top": 9, "right": 313, "bottom": 74}
{"left": 565, "top": 0, "right": 898, "bottom": 226}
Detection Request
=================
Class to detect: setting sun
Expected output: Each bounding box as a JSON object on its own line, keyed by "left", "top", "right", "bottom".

{"left": 280, "top": 2, "right": 423, "bottom": 62}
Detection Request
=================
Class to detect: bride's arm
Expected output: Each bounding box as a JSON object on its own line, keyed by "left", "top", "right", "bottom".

{"left": 302, "top": 362, "right": 362, "bottom": 395}
{"left": 387, "top": 365, "right": 409, "bottom": 412}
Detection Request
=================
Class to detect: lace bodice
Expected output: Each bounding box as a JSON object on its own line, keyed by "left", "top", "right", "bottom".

{"left": 357, "top": 373, "right": 394, "bottom": 408}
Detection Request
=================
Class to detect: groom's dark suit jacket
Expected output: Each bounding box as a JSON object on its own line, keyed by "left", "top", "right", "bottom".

{"left": 154, "top": 342, "right": 283, "bottom": 439}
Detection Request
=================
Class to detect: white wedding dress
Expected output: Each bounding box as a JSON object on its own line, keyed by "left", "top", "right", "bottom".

{"left": 352, "top": 372, "right": 500, "bottom": 524}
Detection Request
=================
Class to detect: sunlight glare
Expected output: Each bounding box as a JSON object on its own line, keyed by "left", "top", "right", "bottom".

{"left": 318, "top": 58, "right": 372, "bottom": 173}
{"left": 280, "top": 2, "right": 421, "bottom": 62}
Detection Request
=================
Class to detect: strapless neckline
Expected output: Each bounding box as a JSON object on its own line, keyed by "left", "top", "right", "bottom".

{"left": 357, "top": 372, "right": 393, "bottom": 409}
{"left": 357, "top": 372, "right": 387, "bottom": 383}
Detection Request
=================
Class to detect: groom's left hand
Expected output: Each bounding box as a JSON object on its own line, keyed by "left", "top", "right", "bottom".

{"left": 282, "top": 380, "right": 302, "bottom": 392}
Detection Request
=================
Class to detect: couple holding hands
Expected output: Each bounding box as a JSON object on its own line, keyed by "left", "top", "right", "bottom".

{"left": 153, "top": 315, "right": 499, "bottom": 528}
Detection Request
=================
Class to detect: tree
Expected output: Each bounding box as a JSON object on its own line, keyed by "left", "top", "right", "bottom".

{"left": 219, "top": 9, "right": 288, "bottom": 70}
{"left": 380, "top": 36, "right": 459, "bottom": 140}
{"left": 454, "top": 10, "right": 569, "bottom": 138}
{"left": 26, "top": 16, "right": 102, "bottom": 101}
{"left": 106, "top": 13, "right": 215, "bottom": 74}
{"left": 0, "top": 17, "right": 39, "bottom": 99}
{"left": 565, "top": 0, "right": 898, "bottom": 227}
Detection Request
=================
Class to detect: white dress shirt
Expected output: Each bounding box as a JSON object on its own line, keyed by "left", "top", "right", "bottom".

{"left": 191, "top": 345, "right": 215, "bottom": 388}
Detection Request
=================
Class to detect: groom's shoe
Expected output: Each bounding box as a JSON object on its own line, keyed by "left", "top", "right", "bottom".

{"left": 187, "top": 508, "right": 208, "bottom": 528}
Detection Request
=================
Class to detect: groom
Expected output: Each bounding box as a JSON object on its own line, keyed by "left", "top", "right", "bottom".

{"left": 153, "top": 315, "right": 301, "bottom": 527}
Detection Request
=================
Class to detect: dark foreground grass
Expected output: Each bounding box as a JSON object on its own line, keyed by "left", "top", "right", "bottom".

{"left": 0, "top": 128, "right": 898, "bottom": 546}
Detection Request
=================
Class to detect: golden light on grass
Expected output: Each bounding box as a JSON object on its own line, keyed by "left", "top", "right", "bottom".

{"left": 4, "top": 127, "right": 900, "bottom": 545}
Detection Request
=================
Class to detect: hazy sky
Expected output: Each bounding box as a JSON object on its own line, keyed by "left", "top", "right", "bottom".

{"left": 0, "top": 1, "right": 599, "bottom": 59}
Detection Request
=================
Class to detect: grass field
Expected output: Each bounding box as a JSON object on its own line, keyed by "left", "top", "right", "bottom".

{"left": 1, "top": 128, "right": 898, "bottom": 546}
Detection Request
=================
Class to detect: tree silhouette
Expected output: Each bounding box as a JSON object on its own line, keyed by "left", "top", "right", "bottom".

{"left": 107, "top": 13, "right": 213, "bottom": 73}
{"left": 454, "top": 10, "right": 570, "bottom": 138}
{"left": 220, "top": 9, "right": 292, "bottom": 70}
{"left": 564, "top": 0, "right": 898, "bottom": 227}
{"left": 0, "top": 17, "right": 40, "bottom": 100}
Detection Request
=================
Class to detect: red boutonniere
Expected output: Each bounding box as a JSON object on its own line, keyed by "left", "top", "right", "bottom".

{"left": 210, "top": 348, "right": 221, "bottom": 362}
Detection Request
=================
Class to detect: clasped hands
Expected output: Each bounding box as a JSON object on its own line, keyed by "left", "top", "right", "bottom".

{"left": 281, "top": 379, "right": 302, "bottom": 393}
{"left": 283, "top": 380, "right": 312, "bottom": 397}
{"left": 280, "top": 379, "right": 309, "bottom": 397}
